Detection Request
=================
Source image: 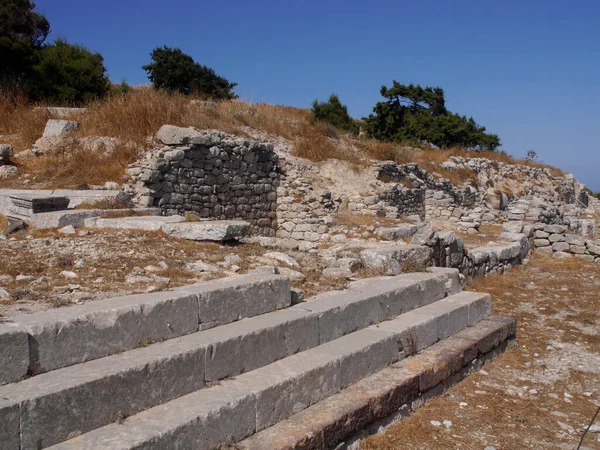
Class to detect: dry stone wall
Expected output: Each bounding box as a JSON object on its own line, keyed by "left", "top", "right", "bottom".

{"left": 128, "top": 127, "right": 279, "bottom": 236}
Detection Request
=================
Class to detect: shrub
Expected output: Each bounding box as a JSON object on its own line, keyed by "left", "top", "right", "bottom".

{"left": 311, "top": 94, "right": 359, "bottom": 134}
{"left": 26, "top": 38, "right": 110, "bottom": 105}
{"left": 143, "top": 46, "right": 237, "bottom": 100}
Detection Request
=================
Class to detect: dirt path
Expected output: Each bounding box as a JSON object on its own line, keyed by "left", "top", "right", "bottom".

{"left": 362, "top": 255, "right": 600, "bottom": 449}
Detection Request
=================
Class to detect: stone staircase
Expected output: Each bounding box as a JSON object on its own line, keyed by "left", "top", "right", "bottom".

{"left": 0, "top": 269, "right": 515, "bottom": 449}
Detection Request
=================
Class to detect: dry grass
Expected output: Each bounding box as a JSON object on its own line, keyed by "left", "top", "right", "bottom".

{"left": 332, "top": 211, "right": 400, "bottom": 228}
{"left": 75, "top": 198, "right": 132, "bottom": 210}
{"left": 14, "top": 142, "right": 139, "bottom": 188}
{"left": 0, "top": 89, "right": 564, "bottom": 187}
{"left": 363, "top": 254, "right": 600, "bottom": 449}
{"left": 0, "top": 213, "right": 7, "bottom": 231}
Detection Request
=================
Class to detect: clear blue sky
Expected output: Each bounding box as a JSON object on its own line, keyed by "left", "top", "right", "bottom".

{"left": 36, "top": 0, "right": 600, "bottom": 189}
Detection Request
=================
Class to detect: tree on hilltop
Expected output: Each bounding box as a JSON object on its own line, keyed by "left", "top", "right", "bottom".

{"left": 364, "top": 81, "right": 500, "bottom": 151}
{"left": 143, "top": 46, "right": 237, "bottom": 100}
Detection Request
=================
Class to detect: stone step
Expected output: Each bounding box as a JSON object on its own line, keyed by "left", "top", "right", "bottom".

{"left": 0, "top": 270, "right": 460, "bottom": 449}
{"left": 239, "top": 316, "right": 516, "bottom": 450}
{"left": 0, "top": 273, "right": 291, "bottom": 384}
{"left": 45, "top": 290, "right": 492, "bottom": 450}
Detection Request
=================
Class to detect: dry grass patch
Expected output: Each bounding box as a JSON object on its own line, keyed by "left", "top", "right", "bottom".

{"left": 332, "top": 211, "right": 401, "bottom": 228}
{"left": 0, "top": 213, "right": 8, "bottom": 231}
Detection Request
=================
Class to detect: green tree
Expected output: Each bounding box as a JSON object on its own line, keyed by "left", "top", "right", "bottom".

{"left": 311, "top": 94, "right": 359, "bottom": 134}
{"left": 26, "top": 38, "right": 110, "bottom": 105}
{"left": 143, "top": 46, "right": 237, "bottom": 100}
{"left": 0, "top": 0, "right": 50, "bottom": 90}
{"left": 364, "top": 81, "right": 500, "bottom": 150}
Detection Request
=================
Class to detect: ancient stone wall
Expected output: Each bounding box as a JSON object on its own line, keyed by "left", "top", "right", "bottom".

{"left": 529, "top": 222, "right": 600, "bottom": 261}
{"left": 128, "top": 127, "right": 279, "bottom": 236}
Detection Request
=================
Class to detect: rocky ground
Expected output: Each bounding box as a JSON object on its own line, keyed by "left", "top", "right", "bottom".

{"left": 362, "top": 254, "right": 600, "bottom": 449}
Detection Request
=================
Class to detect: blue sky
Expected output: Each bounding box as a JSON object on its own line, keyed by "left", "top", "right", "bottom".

{"left": 36, "top": 0, "right": 600, "bottom": 189}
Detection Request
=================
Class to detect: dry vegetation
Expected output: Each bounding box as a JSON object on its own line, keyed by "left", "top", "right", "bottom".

{"left": 0, "top": 89, "right": 563, "bottom": 189}
{"left": 0, "top": 213, "right": 8, "bottom": 231}
{"left": 363, "top": 255, "right": 600, "bottom": 449}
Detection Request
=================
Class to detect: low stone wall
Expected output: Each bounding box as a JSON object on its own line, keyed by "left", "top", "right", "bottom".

{"left": 128, "top": 126, "right": 279, "bottom": 236}
{"left": 529, "top": 223, "right": 600, "bottom": 261}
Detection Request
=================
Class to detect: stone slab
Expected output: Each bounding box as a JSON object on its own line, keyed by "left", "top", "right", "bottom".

{"left": 9, "top": 195, "right": 70, "bottom": 215}
{"left": 11, "top": 289, "right": 199, "bottom": 374}
{"left": 374, "top": 224, "right": 419, "bottom": 241}
{"left": 0, "top": 337, "right": 206, "bottom": 449}
{"left": 29, "top": 208, "right": 159, "bottom": 229}
{"left": 293, "top": 271, "right": 450, "bottom": 344}
{"left": 42, "top": 119, "right": 79, "bottom": 138}
{"left": 0, "top": 323, "right": 30, "bottom": 385}
{"left": 84, "top": 214, "right": 185, "bottom": 231}
{"left": 0, "top": 398, "right": 20, "bottom": 450}
{"left": 200, "top": 308, "right": 319, "bottom": 382}
{"left": 161, "top": 220, "right": 250, "bottom": 241}
{"left": 178, "top": 273, "right": 291, "bottom": 330}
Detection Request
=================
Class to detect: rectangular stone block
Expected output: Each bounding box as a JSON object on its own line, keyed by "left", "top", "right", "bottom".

{"left": 4, "top": 338, "right": 205, "bottom": 449}
{"left": 228, "top": 349, "right": 342, "bottom": 431}
{"left": 179, "top": 273, "right": 290, "bottom": 330}
{"left": 13, "top": 289, "right": 199, "bottom": 374}
{"left": 201, "top": 309, "right": 319, "bottom": 381}
{"left": 0, "top": 323, "right": 29, "bottom": 385}
{"left": 313, "top": 328, "right": 400, "bottom": 388}
{"left": 0, "top": 398, "right": 20, "bottom": 450}
{"left": 49, "top": 383, "right": 257, "bottom": 450}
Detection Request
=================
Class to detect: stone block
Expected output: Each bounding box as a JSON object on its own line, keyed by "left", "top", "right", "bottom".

{"left": 565, "top": 234, "right": 585, "bottom": 246}
{"left": 84, "top": 215, "right": 185, "bottom": 231}
{"left": 553, "top": 251, "right": 572, "bottom": 259}
{"left": 549, "top": 233, "right": 565, "bottom": 243}
{"left": 552, "top": 241, "right": 570, "bottom": 252}
{"left": 0, "top": 398, "right": 19, "bottom": 450}
{"left": 374, "top": 224, "right": 418, "bottom": 240}
{"left": 0, "top": 144, "right": 13, "bottom": 158}
{"left": 360, "top": 244, "right": 432, "bottom": 275}
{"left": 12, "top": 289, "right": 199, "bottom": 374}
{"left": 544, "top": 224, "right": 566, "bottom": 234}
{"left": 156, "top": 124, "right": 203, "bottom": 145}
{"left": 4, "top": 338, "right": 206, "bottom": 449}
{"left": 42, "top": 119, "right": 79, "bottom": 137}
{"left": 201, "top": 309, "right": 319, "bottom": 382}
{"left": 161, "top": 220, "right": 250, "bottom": 241}
{"left": 536, "top": 246, "right": 553, "bottom": 256}
{"left": 0, "top": 323, "right": 29, "bottom": 385}
{"left": 534, "top": 238, "right": 550, "bottom": 247}
{"left": 534, "top": 230, "right": 549, "bottom": 238}
{"left": 178, "top": 273, "right": 291, "bottom": 330}
{"left": 313, "top": 328, "right": 399, "bottom": 388}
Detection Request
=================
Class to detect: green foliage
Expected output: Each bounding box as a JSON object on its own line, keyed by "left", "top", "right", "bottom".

{"left": 363, "top": 81, "right": 500, "bottom": 151}
{"left": 0, "top": 0, "right": 50, "bottom": 89}
{"left": 143, "top": 46, "right": 237, "bottom": 100}
{"left": 311, "top": 94, "right": 359, "bottom": 134}
{"left": 109, "top": 80, "right": 132, "bottom": 98}
{"left": 26, "top": 39, "right": 110, "bottom": 105}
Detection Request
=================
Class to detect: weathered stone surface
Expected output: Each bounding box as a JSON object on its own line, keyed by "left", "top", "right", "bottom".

{"left": 162, "top": 220, "right": 250, "bottom": 241}
{"left": 544, "top": 224, "right": 567, "bottom": 234}
{"left": 484, "top": 188, "right": 507, "bottom": 210}
{"left": 0, "top": 165, "right": 17, "bottom": 179}
{"left": 9, "top": 195, "right": 70, "bottom": 215}
{"left": 12, "top": 289, "right": 199, "bottom": 374}
{"left": 553, "top": 251, "right": 572, "bottom": 259}
{"left": 238, "top": 317, "right": 515, "bottom": 450}
{"left": 503, "top": 221, "right": 524, "bottom": 233}
{"left": 84, "top": 215, "right": 185, "bottom": 231}
{"left": 179, "top": 273, "right": 291, "bottom": 330}
{"left": 565, "top": 234, "right": 585, "bottom": 246}
{"left": 375, "top": 224, "right": 418, "bottom": 241}
{"left": 200, "top": 309, "right": 319, "bottom": 382}
{"left": 0, "top": 398, "right": 20, "bottom": 450}
{"left": 2, "top": 337, "right": 206, "bottom": 449}
{"left": 155, "top": 124, "right": 204, "bottom": 145}
{"left": 552, "top": 241, "right": 570, "bottom": 252}
{"left": 322, "top": 267, "right": 353, "bottom": 279}
{"left": 42, "top": 119, "right": 79, "bottom": 138}
{"left": 360, "top": 244, "right": 433, "bottom": 275}
{"left": 0, "top": 324, "right": 29, "bottom": 385}
{"left": 534, "top": 238, "right": 550, "bottom": 247}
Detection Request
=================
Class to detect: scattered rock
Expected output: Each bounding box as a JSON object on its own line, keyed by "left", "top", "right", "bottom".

{"left": 58, "top": 225, "right": 77, "bottom": 235}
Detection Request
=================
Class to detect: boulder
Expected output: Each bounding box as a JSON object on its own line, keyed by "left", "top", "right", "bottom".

{"left": 375, "top": 224, "right": 418, "bottom": 241}
{"left": 484, "top": 188, "right": 508, "bottom": 210}
{"left": 155, "top": 125, "right": 203, "bottom": 146}
{"left": 322, "top": 267, "right": 353, "bottom": 279}
{"left": 0, "top": 144, "right": 13, "bottom": 159}
{"left": 42, "top": 119, "right": 79, "bottom": 138}
{"left": 360, "top": 244, "right": 432, "bottom": 275}
{"left": 263, "top": 252, "right": 300, "bottom": 268}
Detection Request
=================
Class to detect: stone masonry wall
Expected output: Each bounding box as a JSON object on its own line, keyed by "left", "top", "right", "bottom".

{"left": 128, "top": 127, "right": 279, "bottom": 236}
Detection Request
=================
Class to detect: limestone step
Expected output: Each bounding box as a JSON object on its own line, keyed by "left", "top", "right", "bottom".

{"left": 0, "top": 270, "right": 460, "bottom": 449}
{"left": 42, "top": 290, "right": 490, "bottom": 450}
{"left": 239, "top": 316, "right": 516, "bottom": 450}
{"left": 0, "top": 273, "right": 291, "bottom": 384}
